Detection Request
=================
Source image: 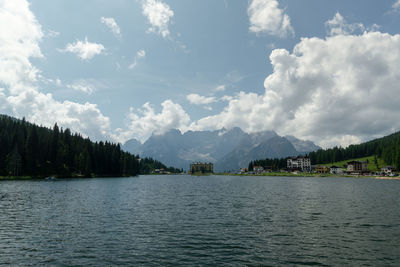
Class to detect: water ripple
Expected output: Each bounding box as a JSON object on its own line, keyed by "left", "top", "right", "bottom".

{"left": 0, "top": 176, "right": 399, "bottom": 265}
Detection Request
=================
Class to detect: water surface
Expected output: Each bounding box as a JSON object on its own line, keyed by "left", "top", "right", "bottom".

{"left": 0, "top": 175, "right": 399, "bottom": 265}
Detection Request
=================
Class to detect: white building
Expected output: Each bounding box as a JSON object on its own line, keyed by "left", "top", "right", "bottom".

{"left": 287, "top": 156, "right": 311, "bottom": 172}
{"left": 330, "top": 166, "right": 343, "bottom": 174}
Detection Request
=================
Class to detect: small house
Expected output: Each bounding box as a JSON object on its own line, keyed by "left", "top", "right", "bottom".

{"left": 330, "top": 166, "right": 343, "bottom": 174}
{"left": 315, "top": 166, "right": 329, "bottom": 173}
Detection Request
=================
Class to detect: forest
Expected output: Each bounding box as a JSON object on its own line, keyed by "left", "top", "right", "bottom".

{"left": 0, "top": 114, "right": 180, "bottom": 178}
{"left": 249, "top": 131, "right": 400, "bottom": 171}
{"left": 248, "top": 158, "right": 287, "bottom": 171}
{"left": 308, "top": 131, "right": 400, "bottom": 170}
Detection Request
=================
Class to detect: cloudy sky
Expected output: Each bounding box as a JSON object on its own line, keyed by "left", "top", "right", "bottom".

{"left": 1, "top": 0, "right": 400, "bottom": 148}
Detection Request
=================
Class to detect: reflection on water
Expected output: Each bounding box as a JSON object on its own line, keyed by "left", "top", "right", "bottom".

{"left": 0, "top": 175, "right": 399, "bottom": 265}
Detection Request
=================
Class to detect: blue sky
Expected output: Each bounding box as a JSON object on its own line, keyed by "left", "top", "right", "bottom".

{"left": 1, "top": 0, "right": 400, "bottom": 147}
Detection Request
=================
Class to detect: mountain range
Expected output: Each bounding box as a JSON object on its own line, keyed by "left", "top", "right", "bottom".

{"left": 122, "top": 127, "right": 321, "bottom": 172}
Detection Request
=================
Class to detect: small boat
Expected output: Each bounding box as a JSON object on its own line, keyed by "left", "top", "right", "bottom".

{"left": 44, "top": 176, "right": 57, "bottom": 181}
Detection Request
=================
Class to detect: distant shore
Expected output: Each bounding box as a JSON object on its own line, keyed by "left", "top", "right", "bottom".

{"left": 0, "top": 174, "right": 138, "bottom": 181}
{"left": 215, "top": 172, "right": 400, "bottom": 180}
{"left": 2, "top": 173, "right": 399, "bottom": 181}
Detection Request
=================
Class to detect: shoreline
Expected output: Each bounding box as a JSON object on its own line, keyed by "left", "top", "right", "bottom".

{"left": 2, "top": 173, "right": 399, "bottom": 181}
{"left": 0, "top": 175, "right": 139, "bottom": 181}
{"left": 215, "top": 172, "right": 400, "bottom": 180}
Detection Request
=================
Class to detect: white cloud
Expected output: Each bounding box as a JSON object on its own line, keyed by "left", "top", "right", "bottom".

{"left": 0, "top": 0, "right": 112, "bottom": 142}
{"left": 116, "top": 100, "right": 190, "bottom": 143}
{"left": 41, "top": 77, "right": 95, "bottom": 95}
{"left": 0, "top": 0, "right": 43, "bottom": 94}
{"left": 393, "top": 0, "right": 400, "bottom": 9}
{"left": 186, "top": 94, "right": 217, "bottom": 105}
{"left": 190, "top": 31, "right": 400, "bottom": 148}
{"left": 214, "top": 85, "right": 226, "bottom": 92}
{"left": 129, "top": 49, "right": 146, "bottom": 69}
{"left": 46, "top": 29, "right": 60, "bottom": 38}
{"left": 67, "top": 80, "right": 95, "bottom": 95}
{"left": 61, "top": 37, "right": 105, "bottom": 60}
{"left": 325, "top": 13, "right": 380, "bottom": 36}
{"left": 137, "top": 49, "right": 146, "bottom": 58}
{"left": 248, "top": 0, "right": 294, "bottom": 38}
{"left": 7, "top": 89, "right": 110, "bottom": 140}
{"left": 142, "top": 0, "right": 174, "bottom": 38}
{"left": 220, "top": 95, "right": 233, "bottom": 102}
{"left": 325, "top": 12, "right": 365, "bottom": 36}
{"left": 101, "top": 17, "right": 121, "bottom": 38}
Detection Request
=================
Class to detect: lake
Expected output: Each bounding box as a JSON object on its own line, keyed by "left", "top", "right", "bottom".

{"left": 0, "top": 175, "right": 399, "bottom": 266}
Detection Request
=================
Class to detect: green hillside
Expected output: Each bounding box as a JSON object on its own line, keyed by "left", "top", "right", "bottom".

{"left": 309, "top": 131, "right": 400, "bottom": 170}
{"left": 317, "top": 155, "right": 387, "bottom": 172}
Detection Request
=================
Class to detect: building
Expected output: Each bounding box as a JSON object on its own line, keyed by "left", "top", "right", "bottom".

{"left": 263, "top": 166, "right": 273, "bottom": 173}
{"left": 347, "top": 161, "right": 367, "bottom": 173}
{"left": 287, "top": 156, "right": 311, "bottom": 172}
{"left": 315, "top": 166, "right": 329, "bottom": 173}
{"left": 190, "top": 162, "right": 213, "bottom": 174}
{"left": 240, "top": 168, "right": 248, "bottom": 173}
{"left": 253, "top": 166, "right": 264, "bottom": 174}
{"left": 330, "top": 166, "right": 343, "bottom": 174}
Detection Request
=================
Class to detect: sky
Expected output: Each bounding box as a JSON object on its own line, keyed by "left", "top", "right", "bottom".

{"left": 1, "top": 0, "right": 400, "bottom": 148}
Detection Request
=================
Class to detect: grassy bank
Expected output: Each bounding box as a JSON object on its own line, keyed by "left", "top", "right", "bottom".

{"left": 318, "top": 155, "right": 386, "bottom": 172}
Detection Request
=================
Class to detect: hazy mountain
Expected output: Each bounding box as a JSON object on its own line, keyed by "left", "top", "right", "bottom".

{"left": 134, "top": 128, "right": 248, "bottom": 170}
{"left": 122, "top": 128, "right": 320, "bottom": 171}
{"left": 121, "top": 138, "right": 141, "bottom": 154}
{"left": 215, "top": 136, "right": 298, "bottom": 172}
{"left": 284, "top": 135, "right": 321, "bottom": 154}
{"left": 139, "top": 129, "right": 184, "bottom": 168}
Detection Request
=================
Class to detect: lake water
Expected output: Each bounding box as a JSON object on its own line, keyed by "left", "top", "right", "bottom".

{"left": 0, "top": 175, "right": 399, "bottom": 266}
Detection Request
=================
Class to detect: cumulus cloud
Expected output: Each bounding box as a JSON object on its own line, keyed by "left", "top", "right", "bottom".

{"left": 7, "top": 89, "right": 110, "bottom": 140}
{"left": 186, "top": 94, "right": 217, "bottom": 105}
{"left": 0, "top": 0, "right": 43, "bottom": 93}
{"left": 116, "top": 100, "right": 190, "bottom": 143}
{"left": 189, "top": 92, "right": 267, "bottom": 133}
{"left": 248, "top": 0, "right": 294, "bottom": 38}
{"left": 325, "top": 12, "right": 365, "bottom": 36}
{"left": 142, "top": 0, "right": 174, "bottom": 38}
{"left": 325, "top": 13, "right": 380, "bottom": 36}
{"left": 129, "top": 49, "right": 146, "bottom": 69}
{"left": 190, "top": 31, "right": 400, "bottom": 148}
{"left": 101, "top": 17, "right": 121, "bottom": 38}
{"left": 0, "top": 0, "right": 112, "bottom": 141}
{"left": 61, "top": 37, "right": 105, "bottom": 60}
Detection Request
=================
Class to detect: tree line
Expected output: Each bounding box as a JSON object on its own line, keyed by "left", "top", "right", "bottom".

{"left": 309, "top": 132, "right": 400, "bottom": 170}
{"left": 139, "top": 157, "right": 182, "bottom": 174}
{"left": 248, "top": 131, "right": 400, "bottom": 171}
{"left": 0, "top": 114, "right": 179, "bottom": 177}
{"left": 248, "top": 158, "right": 288, "bottom": 171}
